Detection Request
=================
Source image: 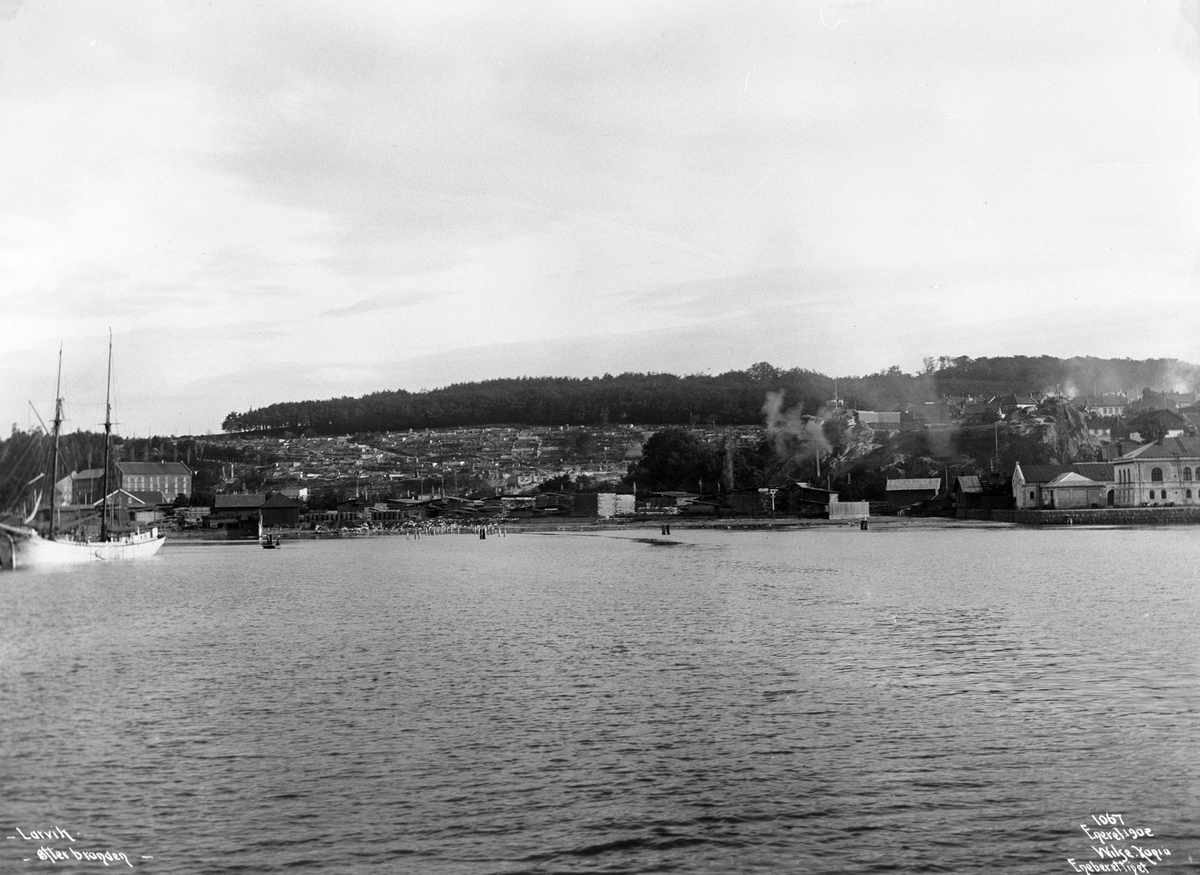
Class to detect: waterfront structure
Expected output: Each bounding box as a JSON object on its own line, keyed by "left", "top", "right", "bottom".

{"left": 954, "top": 475, "right": 1013, "bottom": 516}
{"left": 1012, "top": 463, "right": 1114, "bottom": 509}
{"left": 1041, "top": 472, "right": 1107, "bottom": 509}
{"left": 260, "top": 493, "right": 304, "bottom": 528}
{"left": 884, "top": 478, "right": 941, "bottom": 510}
{"left": 212, "top": 493, "right": 266, "bottom": 528}
{"left": 1112, "top": 436, "right": 1200, "bottom": 507}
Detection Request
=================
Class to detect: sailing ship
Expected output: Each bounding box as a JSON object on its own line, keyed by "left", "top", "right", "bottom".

{"left": 0, "top": 338, "right": 165, "bottom": 568}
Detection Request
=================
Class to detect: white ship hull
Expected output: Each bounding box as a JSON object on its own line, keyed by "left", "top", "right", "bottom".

{"left": 8, "top": 528, "right": 165, "bottom": 567}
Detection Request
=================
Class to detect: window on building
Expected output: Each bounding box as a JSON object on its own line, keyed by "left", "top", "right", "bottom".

{"left": 1149, "top": 490, "right": 1155, "bottom": 499}
{"left": 1185, "top": 467, "right": 1193, "bottom": 481}
{"left": 1151, "top": 468, "right": 1163, "bottom": 482}
{"left": 1188, "top": 489, "right": 1193, "bottom": 499}
{"left": 1029, "top": 491, "right": 1035, "bottom": 500}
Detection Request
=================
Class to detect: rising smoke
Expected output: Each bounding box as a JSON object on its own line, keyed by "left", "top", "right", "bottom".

{"left": 762, "top": 391, "right": 831, "bottom": 471}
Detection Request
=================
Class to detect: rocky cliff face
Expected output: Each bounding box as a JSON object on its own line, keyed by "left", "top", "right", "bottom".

{"left": 822, "top": 398, "right": 1103, "bottom": 498}
{"left": 1006, "top": 397, "right": 1103, "bottom": 464}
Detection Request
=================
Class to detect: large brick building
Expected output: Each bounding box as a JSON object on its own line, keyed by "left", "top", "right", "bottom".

{"left": 116, "top": 462, "right": 193, "bottom": 502}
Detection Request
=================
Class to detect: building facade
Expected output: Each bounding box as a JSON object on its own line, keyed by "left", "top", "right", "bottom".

{"left": 1012, "top": 463, "right": 1114, "bottom": 509}
{"left": 116, "top": 462, "right": 193, "bottom": 501}
{"left": 1112, "top": 437, "right": 1200, "bottom": 507}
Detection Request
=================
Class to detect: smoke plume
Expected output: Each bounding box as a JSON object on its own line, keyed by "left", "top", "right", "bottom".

{"left": 762, "top": 391, "right": 832, "bottom": 469}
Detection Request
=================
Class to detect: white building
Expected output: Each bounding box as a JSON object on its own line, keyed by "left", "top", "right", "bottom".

{"left": 1112, "top": 436, "right": 1200, "bottom": 507}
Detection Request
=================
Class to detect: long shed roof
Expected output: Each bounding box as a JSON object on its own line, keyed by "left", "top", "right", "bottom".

{"left": 116, "top": 462, "right": 193, "bottom": 475}
{"left": 886, "top": 478, "right": 941, "bottom": 491}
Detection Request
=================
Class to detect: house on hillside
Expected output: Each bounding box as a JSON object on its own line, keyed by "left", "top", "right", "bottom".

{"left": 961, "top": 400, "right": 1002, "bottom": 426}
{"left": 905, "top": 401, "right": 954, "bottom": 426}
{"left": 1127, "top": 409, "right": 1191, "bottom": 442}
{"left": 1101, "top": 439, "right": 1140, "bottom": 461}
{"left": 1112, "top": 436, "right": 1200, "bottom": 507}
{"left": 1081, "top": 394, "right": 1128, "bottom": 418}
{"left": 1127, "top": 391, "right": 1197, "bottom": 415}
{"left": 856, "top": 411, "right": 902, "bottom": 430}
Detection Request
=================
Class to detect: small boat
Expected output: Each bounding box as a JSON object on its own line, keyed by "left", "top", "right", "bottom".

{"left": 259, "top": 517, "right": 280, "bottom": 549}
{"left": 1, "top": 337, "right": 165, "bottom": 568}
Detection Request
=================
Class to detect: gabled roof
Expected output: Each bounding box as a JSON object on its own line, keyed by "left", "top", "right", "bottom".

{"left": 788, "top": 481, "right": 838, "bottom": 495}
{"left": 1045, "top": 472, "right": 1104, "bottom": 488}
{"left": 1129, "top": 408, "right": 1188, "bottom": 426}
{"left": 214, "top": 493, "right": 266, "bottom": 509}
{"left": 1085, "top": 394, "right": 1128, "bottom": 407}
{"left": 955, "top": 476, "right": 982, "bottom": 494}
{"left": 128, "top": 491, "right": 166, "bottom": 505}
{"left": 886, "top": 478, "right": 941, "bottom": 491}
{"left": 94, "top": 488, "right": 154, "bottom": 507}
{"left": 1117, "top": 436, "right": 1200, "bottom": 461}
{"left": 117, "top": 461, "right": 193, "bottom": 475}
{"left": 1073, "top": 463, "right": 1114, "bottom": 482}
{"left": 261, "top": 493, "right": 304, "bottom": 508}
{"left": 1014, "top": 464, "right": 1074, "bottom": 485}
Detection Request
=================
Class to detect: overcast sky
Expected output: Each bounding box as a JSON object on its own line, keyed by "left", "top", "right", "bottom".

{"left": 2, "top": 1, "right": 1198, "bottom": 437}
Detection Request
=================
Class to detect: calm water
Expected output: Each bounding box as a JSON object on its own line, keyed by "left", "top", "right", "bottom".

{"left": 2, "top": 524, "right": 1199, "bottom": 873}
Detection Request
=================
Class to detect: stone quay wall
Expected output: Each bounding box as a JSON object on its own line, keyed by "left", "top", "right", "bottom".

{"left": 961, "top": 507, "right": 1200, "bottom": 526}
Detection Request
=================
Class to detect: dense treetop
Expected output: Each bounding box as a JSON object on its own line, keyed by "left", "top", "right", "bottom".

{"left": 218, "top": 356, "right": 1200, "bottom": 435}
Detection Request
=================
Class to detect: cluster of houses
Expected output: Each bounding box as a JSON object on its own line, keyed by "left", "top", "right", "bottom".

{"left": 44, "top": 385, "right": 1200, "bottom": 530}
{"left": 899, "top": 389, "right": 1200, "bottom": 440}
{"left": 231, "top": 426, "right": 652, "bottom": 498}
{"left": 879, "top": 435, "right": 1200, "bottom": 515}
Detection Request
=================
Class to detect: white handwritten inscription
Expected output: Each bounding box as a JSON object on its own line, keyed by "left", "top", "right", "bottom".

{"left": 8, "top": 826, "right": 146, "bottom": 868}
{"left": 1067, "top": 814, "right": 1173, "bottom": 873}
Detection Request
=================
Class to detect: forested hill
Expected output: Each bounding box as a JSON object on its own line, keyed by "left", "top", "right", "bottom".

{"left": 220, "top": 356, "right": 1200, "bottom": 434}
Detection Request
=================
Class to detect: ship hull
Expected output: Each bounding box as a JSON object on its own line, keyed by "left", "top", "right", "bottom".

{"left": 10, "top": 528, "right": 165, "bottom": 567}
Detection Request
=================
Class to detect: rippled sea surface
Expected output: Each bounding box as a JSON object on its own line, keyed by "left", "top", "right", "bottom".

{"left": 3, "top": 525, "right": 1200, "bottom": 873}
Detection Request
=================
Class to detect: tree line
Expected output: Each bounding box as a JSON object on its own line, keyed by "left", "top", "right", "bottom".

{"left": 219, "top": 356, "right": 1200, "bottom": 435}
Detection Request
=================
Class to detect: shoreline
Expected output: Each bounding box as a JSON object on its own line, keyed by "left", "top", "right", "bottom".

{"left": 161, "top": 516, "right": 1010, "bottom": 545}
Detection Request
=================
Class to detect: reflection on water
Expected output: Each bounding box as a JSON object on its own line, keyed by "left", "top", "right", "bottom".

{"left": 2, "top": 526, "right": 1199, "bottom": 873}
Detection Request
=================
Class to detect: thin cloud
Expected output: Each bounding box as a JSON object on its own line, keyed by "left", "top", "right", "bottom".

{"left": 2, "top": 2, "right": 1198, "bottom": 435}
{"left": 322, "top": 291, "right": 432, "bottom": 318}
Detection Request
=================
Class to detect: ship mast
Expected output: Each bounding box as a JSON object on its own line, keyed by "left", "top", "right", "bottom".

{"left": 100, "top": 331, "right": 113, "bottom": 542}
{"left": 48, "top": 346, "right": 64, "bottom": 541}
